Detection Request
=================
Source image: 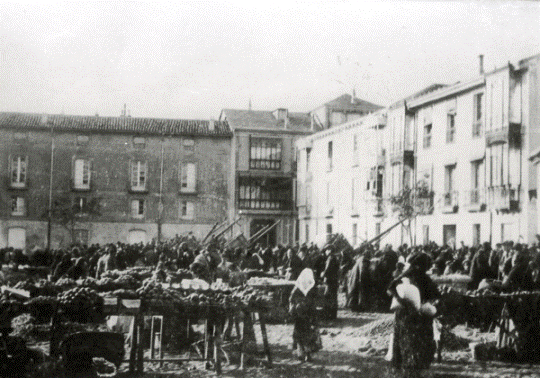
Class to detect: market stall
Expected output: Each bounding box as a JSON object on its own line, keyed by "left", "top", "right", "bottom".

{"left": 438, "top": 286, "right": 540, "bottom": 363}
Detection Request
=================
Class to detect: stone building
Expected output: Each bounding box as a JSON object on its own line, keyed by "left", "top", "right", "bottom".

{"left": 0, "top": 112, "right": 232, "bottom": 250}
{"left": 219, "top": 108, "right": 315, "bottom": 247}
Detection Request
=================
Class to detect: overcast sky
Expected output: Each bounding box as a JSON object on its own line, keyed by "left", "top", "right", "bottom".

{"left": 1, "top": 1, "right": 539, "bottom": 120}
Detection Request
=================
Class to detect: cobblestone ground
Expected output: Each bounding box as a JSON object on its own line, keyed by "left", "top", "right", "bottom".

{"left": 116, "top": 308, "right": 540, "bottom": 378}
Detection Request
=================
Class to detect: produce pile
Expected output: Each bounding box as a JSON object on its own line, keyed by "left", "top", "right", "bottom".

{"left": 2, "top": 268, "right": 273, "bottom": 324}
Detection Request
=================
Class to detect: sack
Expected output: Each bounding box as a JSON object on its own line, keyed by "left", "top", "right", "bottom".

{"left": 420, "top": 302, "right": 437, "bottom": 317}
{"left": 390, "top": 279, "right": 421, "bottom": 311}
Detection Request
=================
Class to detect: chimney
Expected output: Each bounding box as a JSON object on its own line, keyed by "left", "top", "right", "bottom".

{"left": 352, "top": 88, "right": 357, "bottom": 104}
{"left": 209, "top": 118, "right": 215, "bottom": 131}
{"left": 273, "top": 108, "right": 288, "bottom": 121}
{"left": 41, "top": 114, "right": 48, "bottom": 125}
{"left": 479, "top": 54, "right": 484, "bottom": 75}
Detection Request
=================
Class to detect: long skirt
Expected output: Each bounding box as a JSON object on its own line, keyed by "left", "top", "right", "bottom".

{"left": 292, "top": 316, "right": 319, "bottom": 354}
{"left": 392, "top": 306, "right": 436, "bottom": 372}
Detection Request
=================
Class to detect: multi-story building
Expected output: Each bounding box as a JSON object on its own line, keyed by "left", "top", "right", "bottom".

{"left": 219, "top": 108, "right": 316, "bottom": 247}
{"left": 309, "top": 93, "right": 383, "bottom": 130}
{"left": 297, "top": 53, "right": 540, "bottom": 248}
{"left": 0, "top": 112, "right": 232, "bottom": 251}
{"left": 296, "top": 110, "right": 387, "bottom": 247}
{"left": 409, "top": 54, "right": 540, "bottom": 245}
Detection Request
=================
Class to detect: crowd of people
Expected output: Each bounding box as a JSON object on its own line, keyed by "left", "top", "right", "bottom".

{"left": 3, "top": 233, "right": 540, "bottom": 376}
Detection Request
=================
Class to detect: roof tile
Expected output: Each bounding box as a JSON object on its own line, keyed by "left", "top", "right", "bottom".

{"left": 0, "top": 112, "right": 232, "bottom": 137}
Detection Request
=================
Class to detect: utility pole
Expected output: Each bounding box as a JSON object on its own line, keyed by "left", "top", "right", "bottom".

{"left": 157, "top": 132, "right": 165, "bottom": 244}
{"left": 47, "top": 116, "right": 54, "bottom": 250}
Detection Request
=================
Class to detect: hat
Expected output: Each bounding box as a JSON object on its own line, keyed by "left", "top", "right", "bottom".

{"left": 295, "top": 268, "right": 315, "bottom": 296}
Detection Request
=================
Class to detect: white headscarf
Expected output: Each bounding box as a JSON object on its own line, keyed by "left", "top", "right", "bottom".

{"left": 295, "top": 268, "right": 315, "bottom": 296}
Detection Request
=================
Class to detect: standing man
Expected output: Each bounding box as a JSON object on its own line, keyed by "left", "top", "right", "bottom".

{"left": 95, "top": 244, "right": 118, "bottom": 279}
{"left": 321, "top": 246, "right": 340, "bottom": 320}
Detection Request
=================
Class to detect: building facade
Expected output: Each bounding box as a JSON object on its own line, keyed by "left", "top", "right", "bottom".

{"left": 219, "top": 108, "right": 316, "bottom": 247}
{"left": 0, "top": 112, "right": 232, "bottom": 251}
{"left": 309, "top": 93, "right": 383, "bottom": 130}
{"left": 296, "top": 53, "right": 540, "bottom": 248}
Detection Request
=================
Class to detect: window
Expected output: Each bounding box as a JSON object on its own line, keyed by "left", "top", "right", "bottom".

{"left": 11, "top": 196, "right": 25, "bottom": 216}
{"left": 10, "top": 155, "right": 27, "bottom": 188}
{"left": 423, "top": 124, "right": 432, "bottom": 148}
{"left": 249, "top": 138, "right": 282, "bottom": 170}
{"left": 7, "top": 228, "right": 25, "bottom": 250}
{"left": 180, "top": 162, "right": 197, "bottom": 193}
{"left": 327, "top": 141, "right": 333, "bottom": 171}
{"left": 180, "top": 200, "right": 194, "bottom": 219}
{"left": 73, "top": 229, "right": 89, "bottom": 245}
{"left": 14, "top": 132, "right": 27, "bottom": 141}
{"left": 473, "top": 93, "right": 483, "bottom": 137}
{"left": 130, "top": 161, "right": 147, "bottom": 191}
{"left": 183, "top": 139, "right": 195, "bottom": 154}
{"left": 443, "top": 224, "right": 456, "bottom": 247}
{"left": 306, "top": 148, "right": 311, "bottom": 173}
{"left": 305, "top": 184, "right": 312, "bottom": 210}
{"left": 326, "top": 224, "right": 333, "bottom": 242}
{"left": 423, "top": 225, "right": 429, "bottom": 245}
{"left": 128, "top": 229, "right": 147, "bottom": 244}
{"left": 472, "top": 224, "right": 481, "bottom": 246}
{"left": 74, "top": 159, "right": 91, "bottom": 190}
{"left": 77, "top": 135, "right": 89, "bottom": 145}
{"left": 471, "top": 160, "right": 483, "bottom": 204}
{"left": 352, "top": 223, "right": 358, "bottom": 246}
{"left": 133, "top": 137, "right": 145, "bottom": 147}
{"left": 238, "top": 176, "right": 293, "bottom": 210}
{"left": 131, "top": 199, "right": 145, "bottom": 218}
{"left": 74, "top": 197, "right": 88, "bottom": 216}
{"left": 305, "top": 224, "right": 309, "bottom": 243}
{"left": 446, "top": 113, "right": 455, "bottom": 143}
{"left": 444, "top": 165, "right": 456, "bottom": 206}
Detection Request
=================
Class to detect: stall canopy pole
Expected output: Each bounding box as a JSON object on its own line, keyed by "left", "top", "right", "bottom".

{"left": 250, "top": 220, "right": 281, "bottom": 246}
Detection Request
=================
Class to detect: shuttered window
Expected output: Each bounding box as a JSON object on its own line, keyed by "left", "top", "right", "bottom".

{"left": 74, "top": 159, "right": 91, "bottom": 189}
{"left": 180, "top": 163, "right": 196, "bottom": 193}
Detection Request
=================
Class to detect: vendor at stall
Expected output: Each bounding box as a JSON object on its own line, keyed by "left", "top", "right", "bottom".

{"left": 281, "top": 248, "right": 304, "bottom": 281}
{"left": 95, "top": 244, "right": 118, "bottom": 279}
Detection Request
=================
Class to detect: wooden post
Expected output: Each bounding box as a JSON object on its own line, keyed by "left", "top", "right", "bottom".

{"left": 204, "top": 318, "right": 210, "bottom": 368}
{"left": 128, "top": 316, "right": 137, "bottom": 373}
{"left": 214, "top": 323, "right": 222, "bottom": 375}
{"left": 258, "top": 312, "right": 272, "bottom": 367}
{"left": 159, "top": 316, "right": 164, "bottom": 368}
{"left": 136, "top": 315, "right": 144, "bottom": 373}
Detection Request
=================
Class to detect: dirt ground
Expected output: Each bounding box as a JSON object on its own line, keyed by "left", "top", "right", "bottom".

{"left": 112, "top": 296, "right": 540, "bottom": 378}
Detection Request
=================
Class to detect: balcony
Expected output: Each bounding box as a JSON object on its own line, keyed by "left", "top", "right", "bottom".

{"left": 485, "top": 123, "right": 522, "bottom": 147}
{"left": 414, "top": 196, "right": 434, "bottom": 215}
{"left": 442, "top": 191, "right": 459, "bottom": 213}
{"left": 389, "top": 149, "right": 414, "bottom": 167}
{"left": 373, "top": 198, "right": 385, "bottom": 217}
{"left": 467, "top": 188, "right": 486, "bottom": 212}
{"left": 487, "top": 185, "right": 520, "bottom": 212}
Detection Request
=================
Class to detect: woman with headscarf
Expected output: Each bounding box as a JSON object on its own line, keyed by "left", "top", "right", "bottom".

{"left": 288, "top": 268, "right": 320, "bottom": 362}
{"left": 387, "top": 252, "right": 440, "bottom": 378}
